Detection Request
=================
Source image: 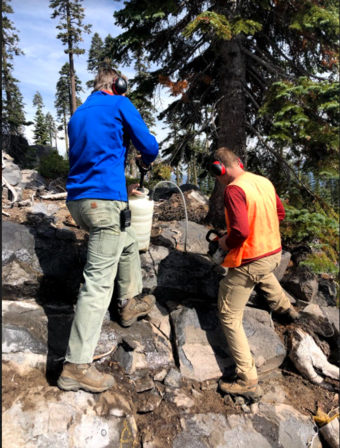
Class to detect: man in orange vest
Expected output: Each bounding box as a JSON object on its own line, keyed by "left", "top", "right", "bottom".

{"left": 211, "top": 147, "right": 299, "bottom": 402}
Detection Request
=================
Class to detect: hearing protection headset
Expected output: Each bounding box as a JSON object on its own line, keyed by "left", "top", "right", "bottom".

{"left": 210, "top": 157, "right": 244, "bottom": 176}
{"left": 112, "top": 76, "right": 128, "bottom": 95}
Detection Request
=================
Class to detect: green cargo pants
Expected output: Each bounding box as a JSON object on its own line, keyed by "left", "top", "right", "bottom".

{"left": 65, "top": 199, "right": 142, "bottom": 364}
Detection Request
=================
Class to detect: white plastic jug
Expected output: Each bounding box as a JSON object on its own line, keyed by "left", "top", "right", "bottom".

{"left": 128, "top": 188, "right": 154, "bottom": 252}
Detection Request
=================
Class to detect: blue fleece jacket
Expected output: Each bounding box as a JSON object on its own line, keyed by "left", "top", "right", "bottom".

{"left": 66, "top": 91, "right": 159, "bottom": 201}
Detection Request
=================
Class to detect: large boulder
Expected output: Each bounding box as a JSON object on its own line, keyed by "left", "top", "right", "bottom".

{"left": 170, "top": 303, "right": 286, "bottom": 382}
{"left": 2, "top": 221, "right": 81, "bottom": 303}
{"left": 2, "top": 386, "right": 137, "bottom": 448}
{"left": 173, "top": 404, "right": 321, "bottom": 448}
{"left": 282, "top": 266, "right": 318, "bottom": 302}
{"left": 2, "top": 300, "right": 175, "bottom": 378}
{"left": 21, "top": 169, "right": 47, "bottom": 190}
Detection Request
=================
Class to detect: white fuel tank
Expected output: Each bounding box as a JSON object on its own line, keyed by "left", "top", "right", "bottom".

{"left": 128, "top": 188, "right": 154, "bottom": 252}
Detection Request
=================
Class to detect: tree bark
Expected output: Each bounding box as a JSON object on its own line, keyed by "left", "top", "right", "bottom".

{"left": 63, "top": 110, "right": 69, "bottom": 154}
{"left": 67, "top": 1, "right": 77, "bottom": 115}
{"left": 205, "top": 36, "right": 247, "bottom": 228}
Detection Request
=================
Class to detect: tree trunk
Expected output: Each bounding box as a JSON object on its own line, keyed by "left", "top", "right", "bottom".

{"left": 205, "top": 36, "right": 247, "bottom": 228}
{"left": 176, "top": 165, "right": 180, "bottom": 185}
{"left": 67, "top": 1, "right": 77, "bottom": 116}
{"left": 63, "top": 111, "right": 69, "bottom": 154}
{"left": 192, "top": 158, "right": 197, "bottom": 186}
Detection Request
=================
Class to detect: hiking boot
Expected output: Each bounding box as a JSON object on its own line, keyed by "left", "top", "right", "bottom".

{"left": 285, "top": 307, "right": 300, "bottom": 321}
{"left": 57, "top": 362, "right": 115, "bottom": 393}
{"left": 119, "top": 294, "right": 156, "bottom": 327}
{"left": 219, "top": 377, "right": 263, "bottom": 402}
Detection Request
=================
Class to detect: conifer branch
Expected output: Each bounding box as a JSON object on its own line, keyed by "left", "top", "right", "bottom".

{"left": 241, "top": 46, "right": 292, "bottom": 79}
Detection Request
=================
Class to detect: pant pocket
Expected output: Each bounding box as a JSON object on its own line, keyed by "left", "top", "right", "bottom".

{"left": 98, "top": 231, "right": 123, "bottom": 257}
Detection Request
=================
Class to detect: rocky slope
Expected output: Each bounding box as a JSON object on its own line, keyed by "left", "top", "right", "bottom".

{"left": 2, "top": 157, "right": 339, "bottom": 448}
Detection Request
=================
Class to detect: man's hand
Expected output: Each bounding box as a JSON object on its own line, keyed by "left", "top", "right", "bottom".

{"left": 218, "top": 234, "right": 229, "bottom": 252}
{"left": 136, "top": 155, "right": 152, "bottom": 171}
{"left": 128, "top": 183, "right": 142, "bottom": 196}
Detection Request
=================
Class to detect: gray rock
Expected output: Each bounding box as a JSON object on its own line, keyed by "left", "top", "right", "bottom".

{"left": 320, "top": 306, "right": 339, "bottom": 337}
{"left": 171, "top": 305, "right": 286, "bottom": 382}
{"left": 164, "top": 368, "right": 182, "bottom": 388}
{"left": 173, "top": 405, "right": 321, "bottom": 448}
{"left": 319, "top": 417, "right": 339, "bottom": 448}
{"left": 2, "top": 260, "right": 42, "bottom": 299}
{"left": 21, "top": 169, "right": 46, "bottom": 190}
{"left": 153, "top": 369, "right": 168, "bottom": 382}
{"left": 137, "top": 388, "right": 162, "bottom": 413}
{"left": 2, "top": 387, "right": 137, "bottom": 448}
{"left": 140, "top": 245, "right": 170, "bottom": 290}
{"left": 313, "top": 274, "right": 338, "bottom": 307}
{"left": 111, "top": 320, "right": 175, "bottom": 375}
{"left": 157, "top": 220, "right": 210, "bottom": 254}
{"left": 135, "top": 376, "right": 155, "bottom": 393}
{"left": 31, "top": 203, "right": 59, "bottom": 216}
{"left": 165, "top": 390, "right": 195, "bottom": 409}
{"left": 2, "top": 221, "right": 38, "bottom": 267}
{"left": 146, "top": 302, "right": 171, "bottom": 339}
{"left": 157, "top": 249, "right": 224, "bottom": 299}
{"left": 262, "top": 385, "right": 286, "bottom": 404}
{"left": 2, "top": 160, "right": 22, "bottom": 186}
{"left": 282, "top": 265, "right": 319, "bottom": 302}
{"left": 273, "top": 250, "right": 291, "bottom": 282}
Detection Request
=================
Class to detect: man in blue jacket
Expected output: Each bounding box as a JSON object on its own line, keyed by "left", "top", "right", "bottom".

{"left": 57, "top": 68, "right": 159, "bottom": 393}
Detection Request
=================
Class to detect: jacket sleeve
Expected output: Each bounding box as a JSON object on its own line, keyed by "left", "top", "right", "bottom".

{"left": 119, "top": 98, "right": 159, "bottom": 165}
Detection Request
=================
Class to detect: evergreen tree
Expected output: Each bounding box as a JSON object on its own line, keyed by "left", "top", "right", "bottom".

{"left": 55, "top": 62, "right": 83, "bottom": 154}
{"left": 45, "top": 112, "right": 57, "bottom": 148}
{"left": 2, "top": 0, "right": 27, "bottom": 138}
{"left": 33, "top": 92, "right": 49, "bottom": 145}
{"left": 111, "top": 0, "right": 339, "bottom": 227}
{"left": 50, "top": 0, "right": 92, "bottom": 115}
{"left": 86, "top": 33, "right": 118, "bottom": 89}
{"left": 126, "top": 50, "right": 156, "bottom": 177}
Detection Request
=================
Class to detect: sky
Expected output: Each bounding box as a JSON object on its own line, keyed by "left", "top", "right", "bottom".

{"left": 10, "top": 0, "right": 172, "bottom": 156}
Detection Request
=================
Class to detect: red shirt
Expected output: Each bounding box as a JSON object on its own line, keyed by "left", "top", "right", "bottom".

{"left": 224, "top": 185, "right": 285, "bottom": 264}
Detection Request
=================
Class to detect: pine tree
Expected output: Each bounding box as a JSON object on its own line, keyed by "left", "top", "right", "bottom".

{"left": 126, "top": 50, "right": 156, "bottom": 177}
{"left": 2, "top": 0, "right": 27, "bottom": 138}
{"left": 86, "top": 33, "right": 119, "bottom": 89}
{"left": 45, "top": 112, "right": 57, "bottom": 148}
{"left": 50, "top": 0, "right": 91, "bottom": 115}
{"left": 111, "top": 0, "right": 339, "bottom": 227}
{"left": 55, "top": 62, "right": 83, "bottom": 154}
{"left": 33, "top": 92, "right": 49, "bottom": 145}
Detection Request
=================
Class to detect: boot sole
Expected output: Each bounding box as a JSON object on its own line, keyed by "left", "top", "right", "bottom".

{"left": 120, "top": 300, "right": 156, "bottom": 327}
{"left": 57, "top": 376, "right": 113, "bottom": 393}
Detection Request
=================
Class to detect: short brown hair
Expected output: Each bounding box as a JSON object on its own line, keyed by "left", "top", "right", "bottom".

{"left": 213, "top": 147, "right": 239, "bottom": 167}
{"left": 93, "top": 68, "right": 125, "bottom": 92}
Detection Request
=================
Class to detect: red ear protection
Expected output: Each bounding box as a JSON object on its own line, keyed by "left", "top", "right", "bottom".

{"left": 211, "top": 161, "right": 226, "bottom": 176}
{"left": 238, "top": 158, "right": 244, "bottom": 169}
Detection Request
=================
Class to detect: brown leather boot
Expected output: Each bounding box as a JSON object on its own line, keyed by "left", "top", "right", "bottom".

{"left": 118, "top": 294, "right": 156, "bottom": 327}
{"left": 57, "top": 362, "right": 115, "bottom": 393}
{"left": 219, "top": 377, "right": 263, "bottom": 402}
{"left": 285, "top": 307, "right": 300, "bottom": 321}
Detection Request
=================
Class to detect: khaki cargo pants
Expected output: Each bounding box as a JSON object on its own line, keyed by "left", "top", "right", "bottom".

{"left": 218, "top": 252, "right": 291, "bottom": 381}
{"left": 65, "top": 199, "right": 142, "bottom": 364}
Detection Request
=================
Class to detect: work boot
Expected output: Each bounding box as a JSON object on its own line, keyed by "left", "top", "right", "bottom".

{"left": 285, "top": 307, "right": 300, "bottom": 321}
{"left": 219, "top": 377, "right": 263, "bottom": 402}
{"left": 57, "top": 362, "right": 115, "bottom": 393}
{"left": 118, "top": 294, "right": 156, "bottom": 327}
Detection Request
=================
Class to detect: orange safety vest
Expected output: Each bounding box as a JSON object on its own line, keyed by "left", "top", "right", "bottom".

{"left": 222, "top": 171, "right": 281, "bottom": 268}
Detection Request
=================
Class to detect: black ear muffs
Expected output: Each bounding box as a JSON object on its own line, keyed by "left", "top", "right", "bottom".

{"left": 211, "top": 161, "right": 226, "bottom": 176}
{"left": 112, "top": 77, "right": 128, "bottom": 95}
